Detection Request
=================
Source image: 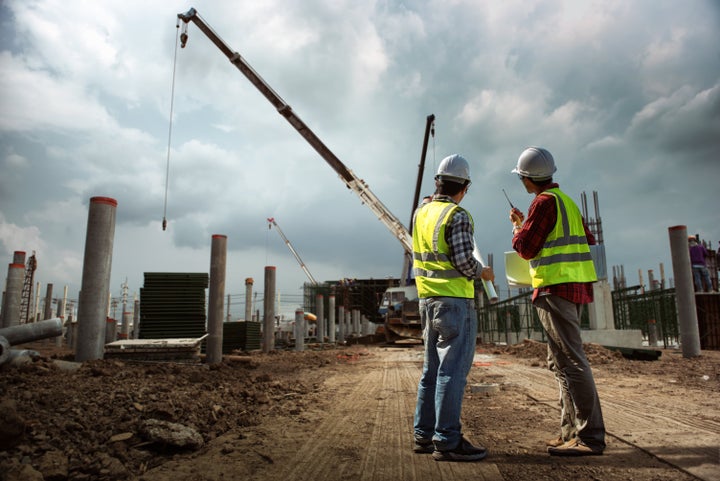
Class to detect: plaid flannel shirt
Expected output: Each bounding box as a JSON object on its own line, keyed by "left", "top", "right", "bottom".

{"left": 434, "top": 196, "right": 484, "bottom": 280}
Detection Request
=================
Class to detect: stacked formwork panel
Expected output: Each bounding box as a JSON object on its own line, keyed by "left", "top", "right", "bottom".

{"left": 222, "top": 321, "right": 262, "bottom": 352}
{"left": 139, "top": 273, "right": 208, "bottom": 339}
{"left": 696, "top": 294, "right": 720, "bottom": 350}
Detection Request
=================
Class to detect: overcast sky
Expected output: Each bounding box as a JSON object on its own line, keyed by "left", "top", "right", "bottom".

{"left": 1, "top": 0, "right": 719, "bottom": 319}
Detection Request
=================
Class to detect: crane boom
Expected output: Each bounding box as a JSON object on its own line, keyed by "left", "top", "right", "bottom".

{"left": 177, "top": 8, "right": 412, "bottom": 254}
{"left": 267, "top": 218, "right": 318, "bottom": 286}
{"left": 176, "top": 8, "right": 496, "bottom": 302}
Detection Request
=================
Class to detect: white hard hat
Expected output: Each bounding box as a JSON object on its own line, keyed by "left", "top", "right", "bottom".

{"left": 512, "top": 147, "right": 557, "bottom": 180}
{"left": 436, "top": 154, "right": 471, "bottom": 183}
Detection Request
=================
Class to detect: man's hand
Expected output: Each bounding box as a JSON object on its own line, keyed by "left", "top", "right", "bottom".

{"left": 509, "top": 207, "right": 524, "bottom": 226}
{"left": 480, "top": 266, "right": 494, "bottom": 282}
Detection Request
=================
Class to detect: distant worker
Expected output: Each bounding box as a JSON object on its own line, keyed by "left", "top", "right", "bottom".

{"left": 412, "top": 154, "right": 494, "bottom": 462}
{"left": 508, "top": 147, "right": 605, "bottom": 456}
{"left": 688, "top": 235, "right": 713, "bottom": 292}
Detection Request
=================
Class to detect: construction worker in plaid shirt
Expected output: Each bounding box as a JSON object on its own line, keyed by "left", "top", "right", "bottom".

{"left": 509, "top": 147, "right": 606, "bottom": 457}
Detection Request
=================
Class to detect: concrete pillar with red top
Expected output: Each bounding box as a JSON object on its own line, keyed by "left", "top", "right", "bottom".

{"left": 76, "top": 196, "right": 118, "bottom": 362}
{"left": 1, "top": 251, "right": 26, "bottom": 328}
{"left": 244, "top": 278, "right": 253, "bottom": 322}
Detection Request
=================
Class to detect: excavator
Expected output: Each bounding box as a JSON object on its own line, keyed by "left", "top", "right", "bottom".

{"left": 175, "top": 8, "right": 497, "bottom": 342}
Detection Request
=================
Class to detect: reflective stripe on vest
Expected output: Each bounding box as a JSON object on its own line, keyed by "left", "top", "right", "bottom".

{"left": 529, "top": 189, "right": 597, "bottom": 288}
{"left": 412, "top": 201, "right": 474, "bottom": 298}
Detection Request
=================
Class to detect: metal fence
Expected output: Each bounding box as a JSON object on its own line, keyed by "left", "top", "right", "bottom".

{"left": 477, "top": 290, "right": 544, "bottom": 344}
{"left": 611, "top": 286, "right": 679, "bottom": 348}
{"left": 476, "top": 286, "right": 679, "bottom": 348}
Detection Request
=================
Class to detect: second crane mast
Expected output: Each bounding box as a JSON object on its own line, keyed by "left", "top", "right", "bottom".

{"left": 267, "top": 218, "right": 318, "bottom": 286}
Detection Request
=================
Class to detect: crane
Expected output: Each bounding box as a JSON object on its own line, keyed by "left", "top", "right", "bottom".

{"left": 267, "top": 218, "right": 318, "bottom": 286}
{"left": 177, "top": 8, "right": 410, "bottom": 254}
{"left": 175, "top": 8, "right": 496, "bottom": 302}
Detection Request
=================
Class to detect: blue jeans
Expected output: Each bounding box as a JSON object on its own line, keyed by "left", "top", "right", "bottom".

{"left": 413, "top": 297, "right": 477, "bottom": 450}
{"left": 692, "top": 265, "right": 713, "bottom": 292}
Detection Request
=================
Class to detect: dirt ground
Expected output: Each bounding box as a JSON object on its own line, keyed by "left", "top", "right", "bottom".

{"left": 1, "top": 339, "right": 718, "bottom": 481}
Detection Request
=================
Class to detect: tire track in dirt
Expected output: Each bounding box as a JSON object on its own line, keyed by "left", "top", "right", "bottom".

{"left": 272, "top": 348, "right": 503, "bottom": 481}
{"left": 481, "top": 359, "right": 719, "bottom": 481}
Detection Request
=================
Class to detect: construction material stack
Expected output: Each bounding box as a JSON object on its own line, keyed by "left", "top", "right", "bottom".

{"left": 139, "top": 272, "right": 208, "bottom": 339}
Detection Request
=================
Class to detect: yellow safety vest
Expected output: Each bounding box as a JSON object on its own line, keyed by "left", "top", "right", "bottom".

{"left": 530, "top": 188, "right": 597, "bottom": 288}
{"left": 412, "top": 200, "right": 475, "bottom": 298}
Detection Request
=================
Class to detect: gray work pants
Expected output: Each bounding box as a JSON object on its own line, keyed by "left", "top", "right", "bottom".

{"left": 535, "top": 294, "right": 606, "bottom": 451}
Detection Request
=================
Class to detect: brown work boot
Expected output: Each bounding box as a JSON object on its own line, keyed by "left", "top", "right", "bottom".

{"left": 548, "top": 438, "right": 603, "bottom": 456}
{"left": 545, "top": 436, "right": 564, "bottom": 447}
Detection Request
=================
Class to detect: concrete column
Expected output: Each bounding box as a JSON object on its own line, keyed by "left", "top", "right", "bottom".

{"left": 1, "top": 265, "right": 24, "bottom": 328}
{"left": 56, "top": 285, "right": 68, "bottom": 347}
{"left": 328, "top": 294, "right": 336, "bottom": 343}
{"left": 5, "top": 251, "right": 27, "bottom": 328}
{"left": 75, "top": 196, "right": 117, "bottom": 362}
{"left": 12, "top": 251, "right": 25, "bottom": 264}
{"left": 1, "top": 256, "right": 25, "bottom": 328}
{"left": 206, "top": 234, "right": 227, "bottom": 365}
{"left": 226, "top": 294, "right": 231, "bottom": 323}
{"left": 668, "top": 225, "right": 701, "bottom": 357}
{"left": 648, "top": 270, "right": 656, "bottom": 291}
{"left": 244, "top": 278, "right": 253, "bottom": 322}
{"left": 133, "top": 298, "right": 140, "bottom": 339}
{"left": 105, "top": 317, "right": 116, "bottom": 344}
{"left": 647, "top": 319, "right": 659, "bottom": 347}
{"left": 70, "top": 291, "right": 80, "bottom": 348}
{"left": 294, "top": 308, "right": 305, "bottom": 351}
{"left": 121, "top": 311, "right": 132, "bottom": 340}
{"left": 43, "top": 283, "right": 53, "bottom": 321}
{"left": 346, "top": 310, "right": 352, "bottom": 338}
{"left": 262, "top": 266, "right": 276, "bottom": 353}
{"left": 33, "top": 282, "right": 41, "bottom": 322}
{"left": 69, "top": 322, "right": 78, "bottom": 349}
{"left": 337, "top": 305, "right": 345, "bottom": 343}
{"left": 316, "top": 294, "right": 324, "bottom": 343}
{"left": 588, "top": 280, "right": 615, "bottom": 330}
{"left": 120, "top": 282, "right": 129, "bottom": 339}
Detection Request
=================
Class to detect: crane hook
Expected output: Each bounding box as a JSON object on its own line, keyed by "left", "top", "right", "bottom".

{"left": 180, "top": 22, "right": 189, "bottom": 48}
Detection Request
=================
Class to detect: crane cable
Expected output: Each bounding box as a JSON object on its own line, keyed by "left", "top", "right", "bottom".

{"left": 162, "top": 20, "right": 183, "bottom": 231}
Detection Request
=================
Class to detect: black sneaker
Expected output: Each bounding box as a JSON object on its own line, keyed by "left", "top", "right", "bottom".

{"left": 432, "top": 437, "right": 488, "bottom": 462}
{"left": 413, "top": 438, "right": 434, "bottom": 454}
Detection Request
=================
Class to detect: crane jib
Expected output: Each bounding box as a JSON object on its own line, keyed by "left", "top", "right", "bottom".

{"left": 176, "top": 8, "right": 412, "bottom": 255}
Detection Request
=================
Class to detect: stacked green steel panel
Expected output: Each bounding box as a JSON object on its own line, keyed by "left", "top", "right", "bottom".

{"left": 139, "top": 273, "right": 208, "bottom": 339}
{"left": 222, "top": 321, "right": 262, "bottom": 352}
